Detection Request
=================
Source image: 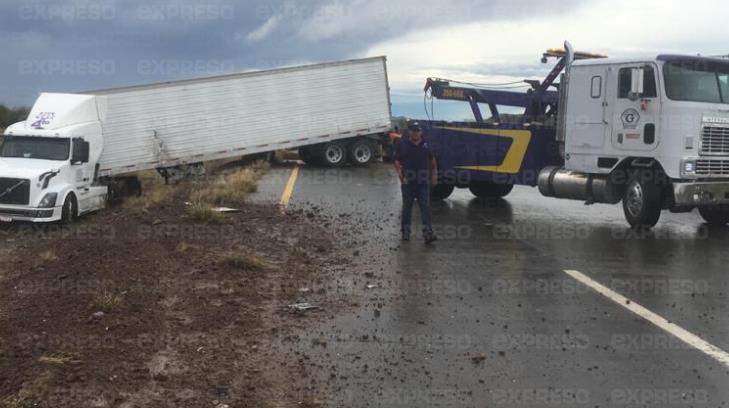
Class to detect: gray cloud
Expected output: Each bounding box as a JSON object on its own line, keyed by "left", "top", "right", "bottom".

{"left": 0, "top": 0, "right": 588, "bottom": 107}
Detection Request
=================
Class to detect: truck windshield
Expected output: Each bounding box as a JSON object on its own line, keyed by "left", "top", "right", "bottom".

{"left": 664, "top": 59, "right": 729, "bottom": 104}
{"left": 0, "top": 136, "right": 70, "bottom": 161}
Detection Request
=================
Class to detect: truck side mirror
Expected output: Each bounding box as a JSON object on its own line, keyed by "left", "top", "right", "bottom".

{"left": 71, "top": 138, "right": 90, "bottom": 165}
{"left": 629, "top": 67, "right": 644, "bottom": 101}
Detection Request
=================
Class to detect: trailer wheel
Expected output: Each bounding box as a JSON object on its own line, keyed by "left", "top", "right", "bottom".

{"left": 469, "top": 182, "right": 514, "bottom": 198}
{"left": 431, "top": 184, "right": 455, "bottom": 200}
{"left": 349, "top": 139, "right": 375, "bottom": 166}
{"left": 698, "top": 205, "right": 729, "bottom": 226}
{"left": 622, "top": 175, "right": 662, "bottom": 228}
{"left": 322, "top": 141, "right": 347, "bottom": 167}
{"left": 61, "top": 194, "right": 78, "bottom": 225}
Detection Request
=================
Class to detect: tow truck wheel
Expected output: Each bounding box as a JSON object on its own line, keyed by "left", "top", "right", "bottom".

{"left": 349, "top": 139, "right": 375, "bottom": 166}
{"left": 622, "top": 176, "right": 661, "bottom": 228}
{"left": 431, "top": 184, "right": 455, "bottom": 200}
{"left": 61, "top": 194, "right": 78, "bottom": 225}
{"left": 698, "top": 205, "right": 729, "bottom": 226}
{"left": 322, "top": 141, "right": 347, "bottom": 167}
{"left": 469, "top": 182, "right": 514, "bottom": 198}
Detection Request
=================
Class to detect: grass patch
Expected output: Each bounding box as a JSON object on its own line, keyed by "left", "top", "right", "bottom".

{"left": 187, "top": 200, "right": 225, "bottom": 224}
{"left": 190, "top": 162, "right": 269, "bottom": 207}
{"left": 125, "top": 187, "right": 175, "bottom": 210}
{"left": 211, "top": 168, "right": 258, "bottom": 204}
{"left": 2, "top": 370, "right": 55, "bottom": 408}
{"left": 299, "top": 396, "right": 324, "bottom": 408}
{"left": 250, "top": 159, "right": 271, "bottom": 173}
{"left": 124, "top": 170, "right": 176, "bottom": 210}
{"left": 38, "top": 353, "right": 81, "bottom": 366}
{"left": 175, "top": 241, "right": 191, "bottom": 253}
{"left": 221, "top": 249, "right": 268, "bottom": 270}
{"left": 125, "top": 160, "right": 270, "bottom": 212}
{"left": 92, "top": 292, "right": 123, "bottom": 312}
{"left": 229, "top": 167, "right": 260, "bottom": 193}
{"left": 38, "top": 250, "right": 58, "bottom": 263}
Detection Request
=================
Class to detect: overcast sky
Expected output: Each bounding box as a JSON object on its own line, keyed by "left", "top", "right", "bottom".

{"left": 2, "top": 0, "right": 729, "bottom": 120}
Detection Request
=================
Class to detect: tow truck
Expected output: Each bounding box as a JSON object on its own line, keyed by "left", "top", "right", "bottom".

{"left": 420, "top": 42, "right": 729, "bottom": 227}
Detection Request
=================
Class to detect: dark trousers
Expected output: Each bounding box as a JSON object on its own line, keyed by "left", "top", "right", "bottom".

{"left": 401, "top": 182, "right": 433, "bottom": 235}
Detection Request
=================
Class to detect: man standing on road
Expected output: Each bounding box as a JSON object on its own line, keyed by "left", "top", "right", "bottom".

{"left": 394, "top": 122, "right": 437, "bottom": 245}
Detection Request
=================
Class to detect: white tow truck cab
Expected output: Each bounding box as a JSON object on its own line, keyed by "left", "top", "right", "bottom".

{"left": 542, "top": 44, "right": 729, "bottom": 226}
{"left": 1, "top": 94, "right": 107, "bottom": 223}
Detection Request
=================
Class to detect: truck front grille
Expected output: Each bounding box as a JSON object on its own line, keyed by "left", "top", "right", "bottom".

{"left": 701, "top": 125, "right": 729, "bottom": 155}
{"left": 0, "top": 178, "right": 30, "bottom": 205}
{"left": 696, "top": 159, "right": 729, "bottom": 176}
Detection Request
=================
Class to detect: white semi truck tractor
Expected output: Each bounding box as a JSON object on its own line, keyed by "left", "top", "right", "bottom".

{"left": 543, "top": 42, "right": 729, "bottom": 227}
{"left": 0, "top": 57, "right": 392, "bottom": 223}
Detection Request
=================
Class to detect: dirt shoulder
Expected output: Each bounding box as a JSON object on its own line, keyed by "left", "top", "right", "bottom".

{"left": 0, "top": 180, "right": 348, "bottom": 408}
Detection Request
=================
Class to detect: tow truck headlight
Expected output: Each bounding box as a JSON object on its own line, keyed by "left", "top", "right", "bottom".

{"left": 38, "top": 193, "right": 58, "bottom": 208}
{"left": 681, "top": 160, "right": 696, "bottom": 177}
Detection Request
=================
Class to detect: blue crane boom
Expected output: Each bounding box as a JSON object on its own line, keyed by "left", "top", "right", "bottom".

{"left": 423, "top": 48, "right": 606, "bottom": 124}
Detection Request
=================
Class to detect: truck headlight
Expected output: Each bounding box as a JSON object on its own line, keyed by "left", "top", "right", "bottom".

{"left": 681, "top": 160, "right": 696, "bottom": 177}
{"left": 38, "top": 193, "right": 58, "bottom": 208}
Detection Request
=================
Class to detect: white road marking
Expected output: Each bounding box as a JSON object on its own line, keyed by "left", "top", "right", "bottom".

{"left": 564, "top": 269, "right": 729, "bottom": 368}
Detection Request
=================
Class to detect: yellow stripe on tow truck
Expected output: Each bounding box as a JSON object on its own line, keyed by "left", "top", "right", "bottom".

{"left": 436, "top": 127, "right": 532, "bottom": 174}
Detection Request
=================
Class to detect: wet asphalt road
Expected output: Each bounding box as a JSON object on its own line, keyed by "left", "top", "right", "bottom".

{"left": 254, "top": 162, "right": 729, "bottom": 408}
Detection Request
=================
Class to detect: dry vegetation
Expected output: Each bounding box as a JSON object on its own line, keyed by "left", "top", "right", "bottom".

{"left": 174, "top": 241, "right": 191, "bottom": 253}
{"left": 123, "top": 170, "right": 177, "bottom": 210}
{"left": 38, "top": 250, "right": 58, "bottom": 263}
{"left": 187, "top": 160, "right": 270, "bottom": 222}
{"left": 91, "top": 292, "right": 123, "bottom": 312}
{"left": 3, "top": 371, "right": 55, "bottom": 408}
{"left": 122, "top": 159, "right": 270, "bottom": 224}
{"left": 187, "top": 200, "right": 225, "bottom": 223}
{"left": 4, "top": 350, "right": 83, "bottom": 407}
{"left": 38, "top": 353, "right": 81, "bottom": 367}
{"left": 221, "top": 248, "right": 269, "bottom": 270}
{"left": 193, "top": 163, "right": 269, "bottom": 206}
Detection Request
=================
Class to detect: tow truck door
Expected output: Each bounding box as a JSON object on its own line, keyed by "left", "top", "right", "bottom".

{"left": 606, "top": 63, "right": 660, "bottom": 152}
{"left": 566, "top": 65, "right": 609, "bottom": 150}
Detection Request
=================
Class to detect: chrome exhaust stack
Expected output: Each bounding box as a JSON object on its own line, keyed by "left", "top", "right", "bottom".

{"left": 538, "top": 166, "right": 622, "bottom": 204}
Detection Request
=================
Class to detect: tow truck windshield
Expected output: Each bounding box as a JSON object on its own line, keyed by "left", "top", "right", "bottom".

{"left": 0, "top": 136, "right": 70, "bottom": 161}
{"left": 664, "top": 59, "right": 729, "bottom": 104}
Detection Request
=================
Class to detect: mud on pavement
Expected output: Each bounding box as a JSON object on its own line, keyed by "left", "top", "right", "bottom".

{"left": 0, "top": 185, "right": 350, "bottom": 408}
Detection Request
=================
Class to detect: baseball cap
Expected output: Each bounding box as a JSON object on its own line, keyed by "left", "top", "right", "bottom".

{"left": 407, "top": 122, "right": 422, "bottom": 131}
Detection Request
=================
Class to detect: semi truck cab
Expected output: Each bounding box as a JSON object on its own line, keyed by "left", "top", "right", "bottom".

{"left": 1, "top": 94, "right": 107, "bottom": 223}
{"left": 560, "top": 52, "right": 729, "bottom": 225}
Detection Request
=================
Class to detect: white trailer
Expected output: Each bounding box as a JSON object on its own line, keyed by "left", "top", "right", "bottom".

{"left": 0, "top": 57, "right": 392, "bottom": 223}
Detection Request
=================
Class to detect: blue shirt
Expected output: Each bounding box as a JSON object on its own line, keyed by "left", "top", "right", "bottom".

{"left": 395, "top": 138, "right": 434, "bottom": 184}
